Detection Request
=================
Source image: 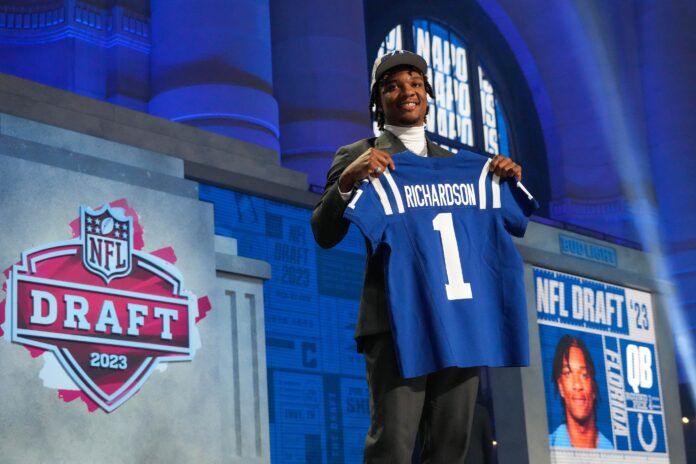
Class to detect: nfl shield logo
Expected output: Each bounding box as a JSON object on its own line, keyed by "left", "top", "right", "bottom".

{"left": 81, "top": 205, "right": 132, "bottom": 283}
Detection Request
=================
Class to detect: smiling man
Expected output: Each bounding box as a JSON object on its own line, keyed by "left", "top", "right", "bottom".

{"left": 550, "top": 335, "right": 613, "bottom": 449}
{"left": 311, "top": 50, "right": 523, "bottom": 463}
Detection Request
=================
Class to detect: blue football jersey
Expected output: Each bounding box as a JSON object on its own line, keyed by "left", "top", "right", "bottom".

{"left": 343, "top": 149, "right": 539, "bottom": 378}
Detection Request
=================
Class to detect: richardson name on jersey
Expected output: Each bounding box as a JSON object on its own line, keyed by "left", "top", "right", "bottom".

{"left": 403, "top": 182, "right": 477, "bottom": 209}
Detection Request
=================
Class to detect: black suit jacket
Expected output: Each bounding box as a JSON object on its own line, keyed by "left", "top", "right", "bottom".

{"left": 311, "top": 130, "right": 453, "bottom": 347}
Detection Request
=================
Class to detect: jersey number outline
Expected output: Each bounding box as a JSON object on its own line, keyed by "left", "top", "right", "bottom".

{"left": 432, "top": 212, "right": 473, "bottom": 300}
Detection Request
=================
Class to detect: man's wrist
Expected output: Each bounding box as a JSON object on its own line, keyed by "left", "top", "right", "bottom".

{"left": 337, "top": 172, "right": 356, "bottom": 202}
{"left": 338, "top": 173, "right": 354, "bottom": 193}
{"left": 338, "top": 184, "right": 354, "bottom": 202}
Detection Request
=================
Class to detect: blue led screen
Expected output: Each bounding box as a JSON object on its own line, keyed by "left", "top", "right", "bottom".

{"left": 199, "top": 184, "right": 370, "bottom": 464}
{"left": 378, "top": 19, "right": 512, "bottom": 159}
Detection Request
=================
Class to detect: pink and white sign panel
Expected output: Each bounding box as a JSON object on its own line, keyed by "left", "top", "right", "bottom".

{"left": 1, "top": 200, "right": 211, "bottom": 412}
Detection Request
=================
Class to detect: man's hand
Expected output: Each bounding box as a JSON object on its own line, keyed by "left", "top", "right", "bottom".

{"left": 489, "top": 154, "right": 522, "bottom": 181}
{"left": 338, "top": 148, "right": 395, "bottom": 192}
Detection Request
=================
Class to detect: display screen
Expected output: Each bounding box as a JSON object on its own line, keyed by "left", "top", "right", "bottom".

{"left": 414, "top": 19, "right": 473, "bottom": 147}
{"left": 200, "top": 184, "right": 369, "bottom": 464}
{"left": 374, "top": 20, "right": 511, "bottom": 157}
{"left": 535, "top": 266, "right": 669, "bottom": 463}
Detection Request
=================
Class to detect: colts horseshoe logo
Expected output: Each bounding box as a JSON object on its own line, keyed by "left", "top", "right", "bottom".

{"left": 637, "top": 412, "right": 657, "bottom": 452}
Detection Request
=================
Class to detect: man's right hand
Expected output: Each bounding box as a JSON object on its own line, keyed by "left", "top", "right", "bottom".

{"left": 338, "top": 148, "right": 395, "bottom": 192}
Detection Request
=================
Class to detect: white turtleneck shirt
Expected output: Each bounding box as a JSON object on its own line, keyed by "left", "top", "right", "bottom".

{"left": 383, "top": 124, "right": 427, "bottom": 157}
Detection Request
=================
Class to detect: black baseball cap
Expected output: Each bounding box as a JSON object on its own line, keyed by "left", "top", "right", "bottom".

{"left": 370, "top": 50, "right": 428, "bottom": 92}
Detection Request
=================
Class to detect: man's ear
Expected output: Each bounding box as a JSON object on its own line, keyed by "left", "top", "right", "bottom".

{"left": 557, "top": 380, "right": 565, "bottom": 399}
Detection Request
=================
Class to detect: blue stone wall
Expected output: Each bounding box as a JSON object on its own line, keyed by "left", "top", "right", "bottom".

{"left": 270, "top": 0, "right": 373, "bottom": 189}
{"left": 150, "top": 0, "right": 280, "bottom": 152}
{"left": 636, "top": 1, "right": 696, "bottom": 380}
{"left": 0, "top": 1, "right": 150, "bottom": 110}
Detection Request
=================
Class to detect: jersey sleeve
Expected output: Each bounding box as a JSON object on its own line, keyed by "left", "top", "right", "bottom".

{"left": 342, "top": 179, "right": 390, "bottom": 251}
{"left": 500, "top": 178, "right": 540, "bottom": 237}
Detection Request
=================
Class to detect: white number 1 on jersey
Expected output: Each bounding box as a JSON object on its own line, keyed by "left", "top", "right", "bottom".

{"left": 432, "top": 212, "right": 473, "bottom": 300}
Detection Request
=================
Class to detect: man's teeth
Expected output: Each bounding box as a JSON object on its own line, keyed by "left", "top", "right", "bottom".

{"left": 400, "top": 102, "right": 417, "bottom": 108}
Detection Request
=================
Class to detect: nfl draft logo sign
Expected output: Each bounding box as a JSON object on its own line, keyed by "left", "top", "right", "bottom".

{"left": 1, "top": 201, "right": 210, "bottom": 412}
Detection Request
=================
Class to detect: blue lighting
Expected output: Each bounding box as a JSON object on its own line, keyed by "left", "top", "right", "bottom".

{"left": 560, "top": 2, "right": 696, "bottom": 406}
{"left": 172, "top": 112, "right": 280, "bottom": 138}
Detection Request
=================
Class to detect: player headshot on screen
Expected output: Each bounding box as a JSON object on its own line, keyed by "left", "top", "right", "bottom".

{"left": 549, "top": 335, "right": 613, "bottom": 449}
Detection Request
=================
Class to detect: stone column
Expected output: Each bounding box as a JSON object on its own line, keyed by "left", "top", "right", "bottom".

{"left": 270, "top": 0, "right": 373, "bottom": 189}
{"left": 149, "top": 0, "right": 280, "bottom": 153}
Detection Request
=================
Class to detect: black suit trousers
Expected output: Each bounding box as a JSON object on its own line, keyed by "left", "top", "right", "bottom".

{"left": 362, "top": 333, "right": 480, "bottom": 464}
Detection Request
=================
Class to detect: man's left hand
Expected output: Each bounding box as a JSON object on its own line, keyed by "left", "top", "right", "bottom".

{"left": 489, "top": 154, "right": 522, "bottom": 181}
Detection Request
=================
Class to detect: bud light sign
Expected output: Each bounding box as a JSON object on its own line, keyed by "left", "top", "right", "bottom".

{"left": 1, "top": 201, "right": 210, "bottom": 412}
